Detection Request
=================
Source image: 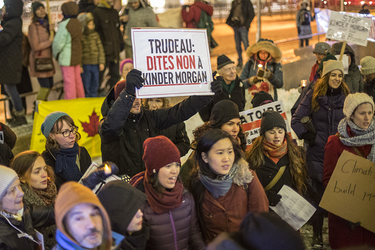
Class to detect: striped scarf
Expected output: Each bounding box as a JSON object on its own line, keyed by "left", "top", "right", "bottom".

{"left": 263, "top": 139, "right": 288, "bottom": 164}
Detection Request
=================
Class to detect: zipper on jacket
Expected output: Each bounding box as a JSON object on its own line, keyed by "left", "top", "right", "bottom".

{"left": 169, "top": 211, "right": 178, "bottom": 250}
{"left": 329, "top": 88, "right": 334, "bottom": 135}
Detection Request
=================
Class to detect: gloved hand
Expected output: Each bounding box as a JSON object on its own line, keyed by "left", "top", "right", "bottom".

{"left": 347, "top": 220, "right": 361, "bottom": 230}
{"left": 267, "top": 190, "right": 282, "bottom": 206}
{"left": 257, "top": 69, "right": 273, "bottom": 79}
{"left": 126, "top": 69, "right": 144, "bottom": 96}
{"left": 249, "top": 76, "right": 261, "bottom": 85}
{"left": 302, "top": 131, "right": 316, "bottom": 148}
{"left": 211, "top": 71, "right": 222, "bottom": 95}
{"left": 297, "top": 27, "right": 301, "bottom": 34}
{"left": 81, "top": 162, "right": 119, "bottom": 190}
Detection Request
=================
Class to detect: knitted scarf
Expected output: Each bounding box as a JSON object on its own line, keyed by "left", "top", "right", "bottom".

{"left": 54, "top": 143, "right": 82, "bottom": 182}
{"left": 32, "top": 180, "right": 57, "bottom": 205}
{"left": 337, "top": 118, "right": 375, "bottom": 162}
{"left": 263, "top": 139, "right": 288, "bottom": 164}
{"left": 199, "top": 164, "right": 239, "bottom": 199}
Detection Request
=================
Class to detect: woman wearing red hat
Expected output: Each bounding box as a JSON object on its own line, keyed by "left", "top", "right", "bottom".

{"left": 130, "top": 135, "right": 205, "bottom": 250}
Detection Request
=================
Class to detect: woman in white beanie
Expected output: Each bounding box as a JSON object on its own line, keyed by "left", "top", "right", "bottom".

{"left": 291, "top": 59, "right": 350, "bottom": 248}
{"left": 0, "top": 165, "right": 55, "bottom": 250}
{"left": 323, "top": 92, "right": 375, "bottom": 249}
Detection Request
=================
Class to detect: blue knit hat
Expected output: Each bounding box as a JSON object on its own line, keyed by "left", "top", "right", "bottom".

{"left": 41, "top": 111, "right": 69, "bottom": 138}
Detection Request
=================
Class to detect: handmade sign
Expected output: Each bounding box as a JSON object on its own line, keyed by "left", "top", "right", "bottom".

{"left": 131, "top": 28, "right": 213, "bottom": 98}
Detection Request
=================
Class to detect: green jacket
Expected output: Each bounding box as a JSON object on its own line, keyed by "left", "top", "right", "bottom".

{"left": 81, "top": 27, "right": 105, "bottom": 65}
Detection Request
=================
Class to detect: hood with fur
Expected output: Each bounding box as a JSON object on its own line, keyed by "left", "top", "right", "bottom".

{"left": 246, "top": 38, "right": 282, "bottom": 63}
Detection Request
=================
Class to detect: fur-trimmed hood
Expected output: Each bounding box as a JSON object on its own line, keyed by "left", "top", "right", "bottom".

{"left": 233, "top": 158, "right": 254, "bottom": 186}
{"left": 246, "top": 38, "right": 282, "bottom": 63}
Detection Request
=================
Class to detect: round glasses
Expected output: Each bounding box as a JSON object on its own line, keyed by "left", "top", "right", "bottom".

{"left": 56, "top": 126, "right": 78, "bottom": 137}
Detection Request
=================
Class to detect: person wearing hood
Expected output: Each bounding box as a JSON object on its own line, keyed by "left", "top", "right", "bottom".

{"left": 28, "top": 1, "right": 56, "bottom": 103}
{"left": 99, "top": 69, "right": 222, "bottom": 177}
{"left": 323, "top": 93, "right": 375, "bottom": 249}
{"left": 360, "top": 56, "right": 375, "bottom": 100}
{"left": 291, "top": 60, "right": 350, "bottom": 248}
{"left": 296, "top": 1, "right": 315, "bottom": 48}
{"left": 130, "top": 135, "right": 206, "bottom": 250}
{"left": 81, "top": 12, "right": 105, "bottom": 97}
{"left": 52, "top": 1, "right": 85, "bottom": 100}
{"left": 93, "top": 0, "right": 124, "bottom": 91}
{"left": 53, "top": 181, "right": 112, "bottom": 250}
{"left": 97, "top": 181, "right": 149, "bottom": 250}
{"left": 331, "top": 42, "right": 364, "bottom": 93}
{"left": 240, "top": 38, "right": 283, "bottom": 102}
{"left": 0, "top": 0, "right": 27, "bottom": 127}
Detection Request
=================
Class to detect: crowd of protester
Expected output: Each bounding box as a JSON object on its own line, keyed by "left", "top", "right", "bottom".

{"left": 1, "top": 0, "right": 375, "bottom": 249}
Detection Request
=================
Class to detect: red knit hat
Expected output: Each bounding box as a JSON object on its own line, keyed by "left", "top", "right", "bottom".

{"left": 143, "top": 135, "right": 180, "bottom": 175}
{"left": 114, "top": 80, "right": 127, "bottom": 100}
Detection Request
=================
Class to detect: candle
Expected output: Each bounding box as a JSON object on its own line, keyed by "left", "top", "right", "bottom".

{"left": 258, "top": 64, "right": 263, "bottom": 69}
{"left": 301, "top": 80, "right": 307, "bottom": 87}
{"left": 104, "top": 164, "right": 111, "bottom": 175}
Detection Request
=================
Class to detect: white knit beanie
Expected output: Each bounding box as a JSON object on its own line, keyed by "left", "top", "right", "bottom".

{"left": 343, "top": 93, "right": 375, "bottom": 118}
{"left": 360, "top": 56, "right": 375, "bottom": 76}
{"left": 322, "top": 60, "right": 344, "bottom": 77}
{"left": 0, "top": 165, "right": 19, "bottom": 200}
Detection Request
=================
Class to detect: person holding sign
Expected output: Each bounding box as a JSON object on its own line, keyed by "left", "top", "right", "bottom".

{"left": 187, "top": 129, "right": 268, "bottom": 243}
{"left": 292, "top": 60, "right": 350, "bottom": 248}
{"left": 323, "top": 93, "right": 375, "bottom": 249}
{"left": 246, "top": 110, "right": 307, "bottom": 207}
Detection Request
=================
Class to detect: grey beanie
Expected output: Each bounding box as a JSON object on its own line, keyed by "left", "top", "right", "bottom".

{"left": 343, "top": 93, "right": 374, "bottom": 118}
{"left": 313, "top": 42, "right": 331, "bottom": 54}
{"left": 360, "top": 56, "right": 375, "bottom": 76}
{"left": 260, "top": 110, "right": 286, "bottom": 135}
{"left": 41, "top": 111, "right": 69, "bottom": 139}
{"left": 210, "top": 100, "right": 240, "bottom": 128}
{"left": 0, "top": 166, "right": 19, "bottom": 200}
{"left": 322, "top": 60, "right": 344, "bottom": 78}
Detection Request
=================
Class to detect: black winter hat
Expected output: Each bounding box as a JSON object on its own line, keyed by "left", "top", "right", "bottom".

{"left": 251, "top": 91, "right": 274, "bottom": 108}
{"left": 217, "top": 54, "right": 234, "bottom": 70}
{"left": 32, "top": 2, "right": 44, "bottom": 16}
{"left": 260, "top": 110, "right": 286, "bottom": 135}
{"left": 210, "top": 100, "right": 240, "bottom": 128}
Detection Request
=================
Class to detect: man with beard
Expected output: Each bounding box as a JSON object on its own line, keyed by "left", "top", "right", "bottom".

{"left": 361, "top": 56, "right": 375, "bottom": 100}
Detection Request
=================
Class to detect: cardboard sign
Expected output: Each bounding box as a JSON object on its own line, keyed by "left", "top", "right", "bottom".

{"left": 320, "top": 150, "right": 375, "bottom": 234}
{"left": 239, "top": 100, "right": 291, "bottom": 145}
{"left": 326, "top": 11, "right": 372, "bottom": 46}
{"left": 131, "top": 28, "right": 213, "bottom": 98}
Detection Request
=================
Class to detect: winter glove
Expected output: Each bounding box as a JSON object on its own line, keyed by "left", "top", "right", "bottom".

{"left": 301, "top": 131, "right": 316, "bottom": 148}
{"left": 347, "top": 220, "right": 361, "bottom": 230}
{"left": 297, "top": 27, "right": 301, "bottom": 34}
{"left": 249, "top": 76, "right": 262, "bottom": 85}
{"left": 266, "top": 190, "right": 282, "bottom": 206}
{"left": 211, "top": 71, "right": 223, "bottom": 95}
{"left": 257, "top": 69, "right": 273, "bottom": 80}
{"left": 81, "top": 162, "right": 119, "bottom": 190}
{"left": 126, "top": 69, "right": 144, "bottom": 96}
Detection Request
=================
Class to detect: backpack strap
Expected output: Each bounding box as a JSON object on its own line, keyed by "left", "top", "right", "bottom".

{"left": 264, "top": 165, "right": 286, "bottom": 191}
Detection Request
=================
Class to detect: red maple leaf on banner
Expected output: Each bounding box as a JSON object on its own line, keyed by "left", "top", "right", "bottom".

{"left": 80, "top": 109, "right": 99, "bottom": 137}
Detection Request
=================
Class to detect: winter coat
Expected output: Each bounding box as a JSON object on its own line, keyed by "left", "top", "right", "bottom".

{"left": 363, "top": 77, "right": 375, "bottom": 100}
{"left": 28, "top": 22, "right": 55, "bottom": 78}
{"left": 309, "top": 62, "right": 319, "bottom": 82}
{"left": 0, "top": 204, "right": 55, "bottom": 250}
{"left": 93, "top": 4, "right": 124, "bottom": 63}
{"left": 99, "top": 88, "right": 213, "bottom": 177}
{"left": 181, "top": 1, "right": 213, "bottom": 28}
{"left": 135, "top": 182, "right": 205, "bottom": 250}
{"left": 199, "top": 76, "right": 246, "bottom": 122}
{"left": 52, "top": 3, "right": 82, "bottom": 67}
{"left": 291, "top": 88, "right": 346, "bottom": 182}
{"left": 0, "top": 1, "right": 23, "bottom": 85}
{"left": 81, "top": 27, "right": 105, "bottom": 66}
{"left": 20, "top": 182, "right": 57, "bottom": 250}
{"left": 331, "top": 42, "right": 364, "bottom": 93}
{"left": 41, "top": 146, "right": 91, "bottom": 189}
{"left": 124, "top": 5, "right": 159, "bottom": 47}
{"left": 296, "top": 8, "right": 314, "bottom": 38}
{"left": 0, "top": 122, "right": 16, "bottom": 166}
{"left": 323, "top": 133, "right": 375, "bottom": 249}
{"left": 160, "top": 122, "right": 190, "bottom": 157}
{"left": 240, "top": 39, "right": 283, "bottom": 100}
{"left": 226, "top": 0, "right": 255, "bottom": 30}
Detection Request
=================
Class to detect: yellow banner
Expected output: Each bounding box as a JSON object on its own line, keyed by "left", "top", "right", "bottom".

{"left": 30, "top": 97, "right": 105, "bottom": 158}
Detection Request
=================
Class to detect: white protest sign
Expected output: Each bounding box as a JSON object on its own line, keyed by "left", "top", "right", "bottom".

{"left": 335, "top": 54, "right": 349, "bottom": 74}
{"left": 239, "top": 100, "right": 291, "bottom": 146}
{"left": 326, "top": 11, "right": 372, "bottom": 46}
{"left": 131, "top": 28, "right": 213, "bottom": 98}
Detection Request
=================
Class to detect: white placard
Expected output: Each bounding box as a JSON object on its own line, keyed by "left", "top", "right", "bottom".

{"left": 326, "top": 11, "right": 372, "bottom": 46}
{"left": 131, "top": 28, "right": 213, "bottom": 98}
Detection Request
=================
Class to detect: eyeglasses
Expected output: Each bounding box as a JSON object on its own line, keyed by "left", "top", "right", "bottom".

{"left": 56, "top": 126, "right": 78, "bottom": 137}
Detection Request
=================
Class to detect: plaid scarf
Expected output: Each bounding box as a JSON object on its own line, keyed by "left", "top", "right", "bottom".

{"left": 263, "top": 139, "right": 288, "bottom": 164}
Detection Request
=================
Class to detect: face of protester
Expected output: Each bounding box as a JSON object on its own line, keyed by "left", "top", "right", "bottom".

{"left": 1, "top": 179, "right": 24, "bottom": 215}
{"left": 65, "top": 203, "right": 104, "bottom": 249}
{"left": 314, "top": 53, "right": 326, "bottom": 64}
{"left": 87, "top": 20, "right": 94, "bottom": 30}
{"left": 148, "top": 98, "right": 164, "bottom": 111}
{"left": 219, "top": 63, "right": 236, "bottom": 83}
{"left": 350, "top": 103, "right": 373, "bottom": 130}
{"left": 129, "top": 0, "right": 140, "bottom": 10}
{"left": 130, "top": 98, "right": 142, "bottom": 114}
{"left": 221, "top": 118, "right": 241, "bottom": 140}
{"left": 50, "top": 120, "right": 77, "bottom": 149}
{"left": 258, "top": 50, "right": 270, "bottom": 61}
{"left": 122, "top": 63, "right": 134, "bottom": 79}
{"left": 202, "top": 138, "right": 235, "bottom": 175}
{"left": 265, "top": 127, "right": 285, "bottom": 146}
{"left": 127, "top": 209, "right": 143, "bottom": 233}
{"left": 328, "top": 70, "right": 343, "bottom": 89}
{"left": 157, "top": 162, "right": 180, "bottom": 189}
{"left": 35, "top": 6, "right": 46, "bottom": 19}
{"left": 27, "top": 156, "right": 48, "bottom": 190}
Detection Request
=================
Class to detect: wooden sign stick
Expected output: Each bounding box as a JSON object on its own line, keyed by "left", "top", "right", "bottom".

{"left": 339, "top": 41, "right": 347, "bottom": 61}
